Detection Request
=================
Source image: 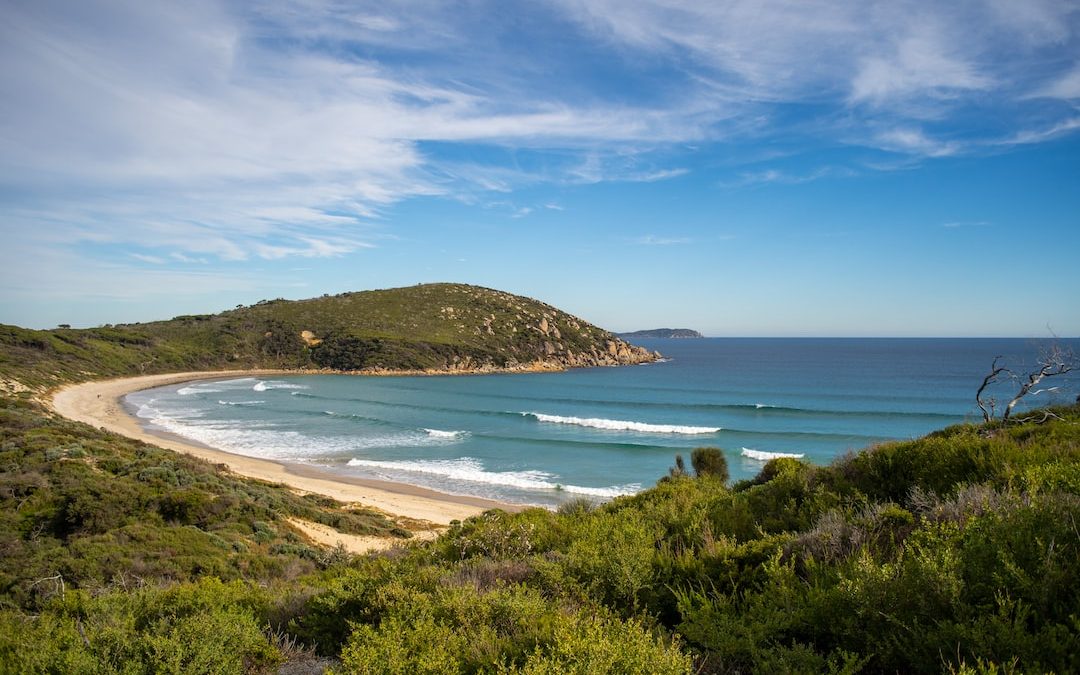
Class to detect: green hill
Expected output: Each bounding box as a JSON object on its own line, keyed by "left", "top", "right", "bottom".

{"left": 0, "top": 283, "right": 659, "bottom": 391}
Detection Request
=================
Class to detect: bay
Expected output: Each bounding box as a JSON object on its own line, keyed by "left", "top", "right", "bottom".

{"left": 127, "top": 338, "right": 1079, "bottom": 507}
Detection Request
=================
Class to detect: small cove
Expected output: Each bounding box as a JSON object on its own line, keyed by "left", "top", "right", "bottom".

{"left": 127, "top": 338, "right": 1080, "bottom": 507}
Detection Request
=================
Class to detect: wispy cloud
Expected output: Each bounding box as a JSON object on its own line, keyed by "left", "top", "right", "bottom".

{"left": 130, "top": 253, "right": 167, "bottom": 265}
{"left": 1034, "top": 65, "right": 1080, "bottom": 100}
{"left": 722, "top": 166, "right": 853, "bottom": 188}
{"left": 848, "top": 21, "right": 992, "bottom": 107}
{"left": 557, "top": 0, "right": 1080, "bottom": 155}
{"left": 1, "top": 0, "right": 1078, "bottom": 293}
{"left": 634, "top": 235, "right": 691, "bottom": 246}
{"left": 942, "top": 221, "right": 991, "bottom": 229}
{"left": 171, "top": 252, "right": 208, "bottom": 264}
{"left": 997, "top": 118, "right": 1080, "bottom": 146}
{"left": 873, "top": 128, "right": 961, "bottom": 158}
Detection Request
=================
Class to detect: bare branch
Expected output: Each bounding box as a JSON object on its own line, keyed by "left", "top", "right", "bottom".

{"left": 999, "top": 345, "right": 1077, "bottom": 422}
{"left": 1010, "top": 410, "right": 1065, "bottom": 425}
{"left": 977, "top": 344, "right": 1077, "bottom": 424}
{"left": 30, "top": 573, "right": 65, "bottom": 601}
{"left": 976, "top": 356, "right": 1008, "bottom": 423}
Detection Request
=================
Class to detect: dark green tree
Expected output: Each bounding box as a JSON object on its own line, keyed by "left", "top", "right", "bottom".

{"left": 690, "top": 446, "right": 728, "bottom": 481}
{"left": 312, "top": 334, "right": 380, "bottom": 370}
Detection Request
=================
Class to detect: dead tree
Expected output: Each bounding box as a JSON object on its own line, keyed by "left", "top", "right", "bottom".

{"left": 976, "top": 356, "right": 1008, "bottom": 423}
{"left": 978, "top": 345, "right": 1076, "bottom": 423}
{"left": 1002, "top": 345, "right": 1075, "bottom": 422}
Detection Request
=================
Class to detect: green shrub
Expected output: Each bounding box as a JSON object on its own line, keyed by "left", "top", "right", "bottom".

{"left": 507, "top": 613, "right": 693, "bottom": 674}
{"left": 565, "top": 512, "right": 656, "bottom": 610}
{"left": 690, "top": 447, "right": 729, "bottom": 481}
{"left": 0, "top": 579, "right": 282, "bottom": 674}
{"left": 338, "top": 585, "right": 559, "bottom": 673}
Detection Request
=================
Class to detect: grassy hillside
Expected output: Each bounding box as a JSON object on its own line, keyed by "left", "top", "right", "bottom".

{"left": 0, "top": 283, "right": 659, "bottom": 391}
{"left": 0, "top": 396, "right": 411, "bottom": 605}
{"left": 1, "top": 383, "right": 1077, "bottom": 671}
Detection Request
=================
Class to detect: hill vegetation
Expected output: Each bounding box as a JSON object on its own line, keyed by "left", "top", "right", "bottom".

{"left": 1, "top": 379, "right": 1078, "bottom": 671}
{"left": 0, "top": 283, "right": 659, "bottom": 391}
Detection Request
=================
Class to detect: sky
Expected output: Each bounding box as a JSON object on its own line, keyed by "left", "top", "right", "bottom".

{"left": 1, "top": 0, "right": 1078, "bottom": 336}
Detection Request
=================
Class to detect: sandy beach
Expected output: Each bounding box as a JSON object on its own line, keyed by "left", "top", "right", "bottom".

{"left": 49, "top": 371, "right": 514, "bottom": 531}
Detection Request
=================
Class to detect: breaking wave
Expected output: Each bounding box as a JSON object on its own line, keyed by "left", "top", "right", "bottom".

{"left": 424, "top": 428, "right": 468, "bottom": 439}
{"left": 253, "top": 380, "right": 309, "bottom": 392}
{"left": 741, "top": 447, "right": 805, "bottom": 461}
{"left": 525, "top": 412, "right": 719, "bottom": 434}
{"left": 345, "top": 456, "right": 638, "bottom": 497}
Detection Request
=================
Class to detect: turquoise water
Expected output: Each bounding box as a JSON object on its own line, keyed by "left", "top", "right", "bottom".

{"left": 127, "top": 338, "right": 1079, "bottom": 507}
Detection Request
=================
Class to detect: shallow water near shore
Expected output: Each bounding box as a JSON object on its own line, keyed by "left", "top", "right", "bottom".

{"left": 127, "top": 338, "right": 1079, "bottom": 507}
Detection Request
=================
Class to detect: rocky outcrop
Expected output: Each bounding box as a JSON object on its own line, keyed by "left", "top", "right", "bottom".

{"left": 521, "top": 337, "right": 660, "bottom": 370}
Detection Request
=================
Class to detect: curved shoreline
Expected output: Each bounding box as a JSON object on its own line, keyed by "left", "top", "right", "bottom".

{"left": 49, "top": 370, "right": 518, "bottom": 527}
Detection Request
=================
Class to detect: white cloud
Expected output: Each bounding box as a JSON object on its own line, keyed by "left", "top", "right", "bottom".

{"left": 556, "top": 0, "right": 1080, "bottom": 152}
{"left": 1001, "top": 118, "right": 1080, "bottom": 145}
{"left": 171, "top": 252, "right": 208, "bottom": 264}
{"left": 849, "top": 24, "right": 992, "bottom": 106}
{"left": 131, "top": 253, "right": 167, "bottom": 264}
{"left": 873, "top": 128, "right": 961, "bottom": 158}
{"left": 723, "top": 166, "right": 852, "bottom": 188}
{"left": 1036, "top": 66, "right": 1080, "bottom": 99}
{"left": 634, "top": 235, "right": 691, "bottom": 245}
{"left": 1, "top": 0, "right": 1078, "bottom": 281}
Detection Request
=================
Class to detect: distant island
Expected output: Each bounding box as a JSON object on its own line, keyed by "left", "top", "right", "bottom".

{"left": 618, "top": 328, "right": 703, "bottom": 339}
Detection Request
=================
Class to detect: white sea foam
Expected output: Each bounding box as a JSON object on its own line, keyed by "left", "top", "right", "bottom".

{"left": 138, "top": 398, "right": 463, "bottom": 461}
{"left": 526, "top": 413, "right": 719, "bottom": 434}
{"left": 741, "top": 447, "right": 805, "bottom": 461}
{"left": 178, "top": 385, "right": 225, "bottom": 395}
{"left": 754, "top": 403, "right": 776, "bottom": 409}
{"left": 218, "top": 400, "right": 264, "bottom": 406}
{"left": 177, "top": 378, "right": 257, "bottom": 396}
{"left": 136, "top": 401, "right": 204, "bottom": 420}
{"left": 345, "top": 456, "right": 639, "bottom": 497}
{"left": 424, "top": 428, "right": 468, "bottom": 439}
{"left": 252, "top": 380, "right": 309, "bottom": 392}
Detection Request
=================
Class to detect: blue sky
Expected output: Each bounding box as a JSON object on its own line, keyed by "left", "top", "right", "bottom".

{"left": 1, "top": 0, "right": 1078, "bottom": 336}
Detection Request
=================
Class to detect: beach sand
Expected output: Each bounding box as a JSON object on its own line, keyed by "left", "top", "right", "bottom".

{"left": 49, "top": 371, "right": 515, "bottom": 543}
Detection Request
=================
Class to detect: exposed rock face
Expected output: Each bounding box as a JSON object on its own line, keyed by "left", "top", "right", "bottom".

{"left": 400, "top": 284, "right": 664, "bottom": 372}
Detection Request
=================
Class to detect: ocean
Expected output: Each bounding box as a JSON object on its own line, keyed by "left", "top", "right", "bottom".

{"left": 127, "top": 338, "right": 1079, "bottom": 508}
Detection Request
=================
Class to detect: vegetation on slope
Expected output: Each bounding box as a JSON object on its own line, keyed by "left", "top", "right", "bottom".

{"left": 0, "top": 396, "right": 411, "bottom": 610}
{"left": 0, "top": 284, "right": 658, "bottom": 390}
{"left": 2, "top": 381, "right": 1078, "bottom": 672}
